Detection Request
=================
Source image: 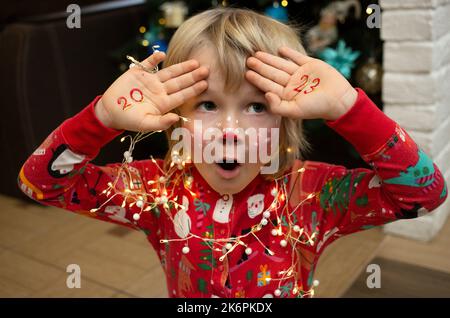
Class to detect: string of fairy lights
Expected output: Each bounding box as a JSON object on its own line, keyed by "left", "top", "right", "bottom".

{"left": 90, "top": 129, "right": 321, "bottom": 298}
{"left": 90, "top": 45, "right": 321, "bottom": 297}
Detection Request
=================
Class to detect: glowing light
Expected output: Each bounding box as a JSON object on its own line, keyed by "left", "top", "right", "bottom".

{"left": 95, "top": 129, "right": 320, "bottom": 298}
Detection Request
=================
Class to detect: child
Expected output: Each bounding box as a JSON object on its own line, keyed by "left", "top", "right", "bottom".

{"left": 18, "top": 8, "right": 447, "bottom": 298}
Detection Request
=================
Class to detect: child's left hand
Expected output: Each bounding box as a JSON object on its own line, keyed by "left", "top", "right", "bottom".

{"left": 245, "top": 46, "right": 358, "bottom": 121}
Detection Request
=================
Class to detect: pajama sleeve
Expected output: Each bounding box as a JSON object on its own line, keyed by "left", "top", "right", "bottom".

{"left": 17, "top": 96, "right": 163, "bottom": 250}
{"left": 300, "top": 89, "right": 448, "bottom": 252}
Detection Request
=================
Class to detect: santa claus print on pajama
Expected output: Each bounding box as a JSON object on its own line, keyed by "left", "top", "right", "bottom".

{"left": 18, "top": 89, "right": 448, "bottom": 298}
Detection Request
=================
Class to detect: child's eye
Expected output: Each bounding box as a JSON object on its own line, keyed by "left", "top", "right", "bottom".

{"left": 196, "top": 101, "right": 217, "bottom": 112}
{"left": 246, "top": 103, "right": 266, "bottom": 114}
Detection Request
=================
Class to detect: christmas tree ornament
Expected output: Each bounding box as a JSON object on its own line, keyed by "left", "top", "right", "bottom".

{"left": 330, "top": 0, "right": 361, "bottom": 23}
{"left": 264, "top": 1, "right": 289, "bottom": 23}
{"left": 305, "top": 8, "right": 338, "bottom": 55}
{"left": 306, "top": 0, "right": 361, "bottom": 55}
{"left": 354, "top": 57, "right": 383, "bottom": 95}
{"left": 160, "top": 1, "right": 188, "bottom": 28}
{"left": 318, "top": 40, "right": 360, "bottom": 79}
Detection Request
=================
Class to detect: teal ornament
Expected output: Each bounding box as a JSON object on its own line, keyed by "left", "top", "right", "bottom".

{"left": 318, "top": 40, "right": 360, "bottom": 79}
{"left": 143, "top": 24, "right": 168, "bottom": 53}
{"left": 264, "top": 3, "right": 288, "bottom": 23}
{"left": 150, "top": 39, "right": 168, "bottom": 53}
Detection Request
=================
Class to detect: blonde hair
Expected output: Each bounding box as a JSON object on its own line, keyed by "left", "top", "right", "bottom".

{"left": 162, "top": 7, "right": 310, "bottom": 179}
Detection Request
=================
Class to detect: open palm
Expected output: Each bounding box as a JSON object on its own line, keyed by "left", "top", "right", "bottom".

{"left": 97, "top": 51, "right": 209, "bottom": 132}
{"left": 245, "top": 46, "right": 357, "bottom": 121}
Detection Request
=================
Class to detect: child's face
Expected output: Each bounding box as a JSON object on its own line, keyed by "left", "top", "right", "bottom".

{"left": 177, "top": 46, "right": 281, "bottom": 195}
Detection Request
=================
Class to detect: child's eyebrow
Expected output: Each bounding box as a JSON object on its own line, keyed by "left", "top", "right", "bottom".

{"left": 196, "top": 84, "right": 265, "bottom": 101}
{"left": 197, "top": 86, "right": 217, "bottom": 98}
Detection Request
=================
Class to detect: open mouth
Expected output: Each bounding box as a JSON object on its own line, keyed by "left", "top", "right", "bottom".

{"left": 216, "top": 160, "right": 241, "bottom": 171}
{"left": 215, "top": 159, "right": 241, "bottom": 179}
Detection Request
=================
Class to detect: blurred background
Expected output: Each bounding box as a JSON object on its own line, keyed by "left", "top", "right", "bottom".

{"left": 0, "top": 0, "right": 449, "bottom": 297}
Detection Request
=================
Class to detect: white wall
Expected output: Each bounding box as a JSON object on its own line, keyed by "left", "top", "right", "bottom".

{"left": 380, "top": 0, "right": 450, "bottom": 241}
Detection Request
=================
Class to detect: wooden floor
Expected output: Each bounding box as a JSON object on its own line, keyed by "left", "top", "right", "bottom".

{"left": 1, "top": 194, "right": 449, "bottom": 297}
{"left": 343, "top": 257, "right": 450, "bottom": 297}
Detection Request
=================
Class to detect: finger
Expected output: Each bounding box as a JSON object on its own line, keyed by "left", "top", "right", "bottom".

{"left": 245, "top": 70, "right": 284, "bottom": 96}
{"left": 141, "top": 51, "right": 166, "bottom": 70}
{"left": 270, "top": 99, "right": 304, "bottom": 118}
{"left": 166, "top": 80, "right": 208, "bottom": 110}
{"left": 138, "top": 112, "right": 179, "bottom": 132}
{"left": 163, "top": 66, "right": 209, "bottom": 95}
{"left": 264, "top": 92, "right": 281, "bottom": 112}
{"left": 278, "top": 46, "right": 312, "bottom": 66}
{"left": 247, "top": 56, "right": 290, "bottom": 86}
{"left": 253, "top": 51, "right": 298, "bottom": 75}
{"left": 157, "top": 59, "right": 201, "bottom": 83}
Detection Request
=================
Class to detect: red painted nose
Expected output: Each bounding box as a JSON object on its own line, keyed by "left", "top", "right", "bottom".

{"left": 222, "top": 131, "right": 238, "bottom": 143}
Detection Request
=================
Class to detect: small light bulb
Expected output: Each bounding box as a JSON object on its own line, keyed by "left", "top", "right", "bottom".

{"left": 271, "top": 188, "right": 278, "bottom": 196}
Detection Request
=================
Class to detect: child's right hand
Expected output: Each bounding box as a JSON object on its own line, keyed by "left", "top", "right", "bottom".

{"left": 95, "top": 51, "right": 209, "bottom": 132}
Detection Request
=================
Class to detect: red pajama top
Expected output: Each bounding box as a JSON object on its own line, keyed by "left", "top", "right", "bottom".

{"left": 18, "top": 89, "right": 448, "bottom": 298}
